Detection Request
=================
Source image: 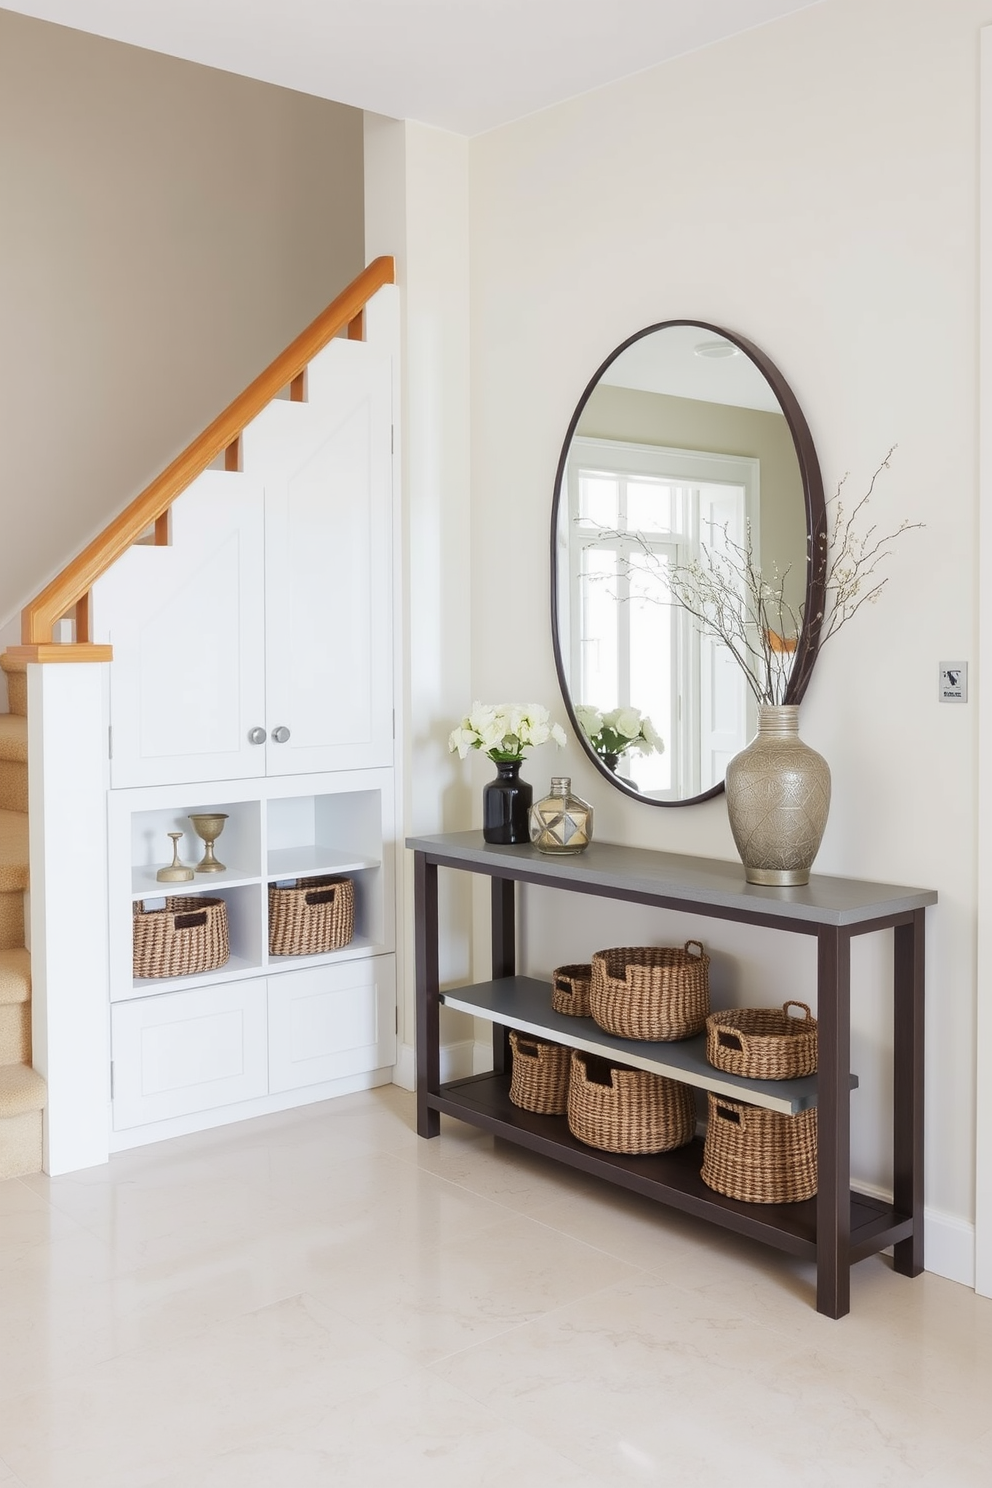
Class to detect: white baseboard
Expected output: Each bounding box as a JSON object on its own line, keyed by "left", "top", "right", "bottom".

{"left": 392, "top": 1043, "right": 415, "bottom": 1091}
{"left": 391, "top": 1038, "right": 485, "bottom": 1092}
{"left": 923, "top": 1207, "right": 976, "bottom": 1288}
{"left": 855, "top": 1179, "right": 975, "bottom": 1288}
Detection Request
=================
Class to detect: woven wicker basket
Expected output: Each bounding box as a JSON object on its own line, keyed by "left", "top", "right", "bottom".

{"left": 589, "top": 942, "right": 710, "bottom": 1041}
{"left": 706, "top": 1001, "right": 817, "bottom": 1081}
{"left": 508, "top": 1031, "right": 571, "bottom": 1114}
{"left": 566, "top": 1050, "right": 695, "bottom": 1154}
{"left": 701, "top": 1092, "right": 817, "bottom": 1203}
{"left": 551, "top": 963, "right": 593, "bottom": 1018}
{"left": 268, "top": 875, "right": 355, "bottom": 956}
{"left": 132, "top": 896, "right": 230, "bottom": 979}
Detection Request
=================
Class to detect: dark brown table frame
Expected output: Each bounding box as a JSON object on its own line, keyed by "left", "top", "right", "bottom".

{"left": 410, "top": 833, "right": 932, "bottom": 1319}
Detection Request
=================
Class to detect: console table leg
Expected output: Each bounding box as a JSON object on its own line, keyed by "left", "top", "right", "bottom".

{"left": 893, "top": 909, "right": 925, "bottom": 1277}
{"left": 414, "top": 852, "right": 440, "bottom": 1137}
{"left": 491, "top": 877, "right": 515, "bottom": 1075}
{"left": 816, "top": 925, "right": 852, "bottom": 1318}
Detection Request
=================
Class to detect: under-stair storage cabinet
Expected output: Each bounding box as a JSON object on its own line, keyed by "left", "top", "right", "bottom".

{"left": 94, "top": 287, "right": 400, "bottom": 1147}
{"left": 109, "top": 770, "right": 397, "bottom": 1140}
{"left": 91, "top": 331, "right": 394, "bottom": 790}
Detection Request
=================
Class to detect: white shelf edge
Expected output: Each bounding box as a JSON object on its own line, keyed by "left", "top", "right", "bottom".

{"left": 265, "top": 937, "right": 390, "bottom": 972}
{"left": 118, "top": 954, "right": 263, "bottom": 1001}
{"left": 131, "top": 873, "right": 261, "bottom": 899}
{"left": 265, "top": 847, "right": 381, "bottom": 880}
{"left": 442, "top": 986, "right": 813, "bottom": 1116}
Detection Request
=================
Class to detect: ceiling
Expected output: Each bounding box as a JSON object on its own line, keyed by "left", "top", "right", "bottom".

{"left": 3, "top": 0, "right": 824, "bottom": 136}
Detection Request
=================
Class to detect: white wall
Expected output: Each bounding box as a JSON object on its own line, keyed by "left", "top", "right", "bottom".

{"left": 365, "top": 117, "right": 476, "bottom": 1084}
{"left": 467, "top": 0, "right": 982, "bottom": 1271}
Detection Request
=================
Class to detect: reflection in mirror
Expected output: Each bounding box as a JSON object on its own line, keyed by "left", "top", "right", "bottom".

{"left": 553, "top": 323, "right": 821, "bottom": 805}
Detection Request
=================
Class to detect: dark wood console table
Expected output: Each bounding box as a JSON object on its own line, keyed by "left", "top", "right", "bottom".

{"left": 408, "top": 831, "right": 936, "bottom": 1318}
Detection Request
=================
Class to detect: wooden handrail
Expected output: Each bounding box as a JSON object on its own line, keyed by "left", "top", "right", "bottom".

{"left": 13, "top": 256, "right": 395, "bottom": 656}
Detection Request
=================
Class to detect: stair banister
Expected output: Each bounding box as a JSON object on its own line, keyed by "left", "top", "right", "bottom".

{"left": 8, "top": 256, "right": 395, "bottom": 663}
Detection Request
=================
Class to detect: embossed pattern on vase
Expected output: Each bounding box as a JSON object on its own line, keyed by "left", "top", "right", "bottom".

{"left": 725, "top": 706, "right": 830, "bottom": 886}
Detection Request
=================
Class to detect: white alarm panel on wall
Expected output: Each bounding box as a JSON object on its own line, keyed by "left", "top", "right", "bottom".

{"left": 91, "top": 333, "right": 395, "bottom": 789}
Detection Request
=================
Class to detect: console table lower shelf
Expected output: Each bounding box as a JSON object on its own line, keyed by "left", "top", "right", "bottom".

{"left": 427, "top": 1071, "right": 913, "bottom": 1263}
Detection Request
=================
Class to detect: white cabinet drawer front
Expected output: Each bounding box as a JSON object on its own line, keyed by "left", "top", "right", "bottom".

{"left": 112, "top": 979, "right": 268, "bottom": 1129}
{"left": 268, "top": 956, "right": 396, "bottom": 1092}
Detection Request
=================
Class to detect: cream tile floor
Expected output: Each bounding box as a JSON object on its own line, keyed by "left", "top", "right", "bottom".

{"left": 0, "top": 1087, "right": 990, "bottom": 1487}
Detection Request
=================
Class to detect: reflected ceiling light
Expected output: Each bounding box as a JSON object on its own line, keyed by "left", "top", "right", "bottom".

{"left": 694, "top": 340, "right": 740, "bottom": 359}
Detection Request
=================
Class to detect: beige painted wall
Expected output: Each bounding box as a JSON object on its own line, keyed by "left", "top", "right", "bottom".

{"left": 469, "top": 0, "right": 979, "bottom": 1260}
{"left": 0, "top": 9, "right": 364, "bottom": 627}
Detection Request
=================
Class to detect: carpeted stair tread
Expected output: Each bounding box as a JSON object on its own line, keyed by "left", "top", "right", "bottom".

{"left": 0, "top": 715, "right": 27, "bottom": 763}
{"left": 0, "top": 655, "right": 26, "bottom": 718}
{"left": 0, "top": 810, "right": 28, "bottom": 892}
{"left": 0, "top": 1062, "right": 46, "bottom": 1118}
{"left": 0, "top": 949, "right": 30, "bottom": 1005}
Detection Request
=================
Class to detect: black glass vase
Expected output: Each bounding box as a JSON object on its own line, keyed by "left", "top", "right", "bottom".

{"left": 482, "top": 760, "right": 532, "bottom": 844}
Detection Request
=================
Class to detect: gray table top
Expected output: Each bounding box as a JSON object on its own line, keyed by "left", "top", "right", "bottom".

{"left": 406, "top": 831, "right": 937, "bottom": 928}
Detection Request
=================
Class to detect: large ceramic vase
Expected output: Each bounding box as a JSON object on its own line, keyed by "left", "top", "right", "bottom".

{"left": 482, "top": 760, "right": 533, "bottom": 844}
{"left": 725, "top": 706, "right": 830, "bottom": 886}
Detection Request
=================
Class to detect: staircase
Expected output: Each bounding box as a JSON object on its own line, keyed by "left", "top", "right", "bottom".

{"left": 0, "top": 653, "right": 46, "bottom": 1177}
{"left": 0, "top": 257, "right": 393, "bottom": 1176}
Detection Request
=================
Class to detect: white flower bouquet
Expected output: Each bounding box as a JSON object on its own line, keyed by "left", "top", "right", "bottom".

{"left": 448, "top": 702, "right": 567, "bottom": 763}
{"left": 575, "top": 705, "right": 663, "bottom": 764}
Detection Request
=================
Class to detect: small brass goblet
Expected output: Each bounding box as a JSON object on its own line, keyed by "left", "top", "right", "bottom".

{"left": 156, "top": 832, "right": 194, "bottom": 883}
{"left": 188, "top": 813, "right": 229, "bottom": 873}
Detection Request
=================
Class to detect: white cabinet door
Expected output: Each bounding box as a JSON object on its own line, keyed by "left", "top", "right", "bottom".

{"left": 249, "top": 338, "right": 394, "bottom": 776}
{"left": 111, "top": 978, "right": 268, "bottom": 1129}
{"left": 268, "top": 955, "right": 396, "bottom": 1093}
{"left": 92, "top": 474, "right": 267, "bottom": 788}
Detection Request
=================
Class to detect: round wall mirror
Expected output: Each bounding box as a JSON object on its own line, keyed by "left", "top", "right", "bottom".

{"left": 551, "top": 321, "right": 825, "bottom": 806}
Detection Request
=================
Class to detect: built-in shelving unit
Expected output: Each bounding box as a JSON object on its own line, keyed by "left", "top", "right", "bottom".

{"left": 112, "top": 773, "right": 393, "bottom": 1002}
{"left": 107, "top": 769, "right": 397, "bottom": 1141}
{"left": 410, "top": 830, "right": 936, "bottom": 1320}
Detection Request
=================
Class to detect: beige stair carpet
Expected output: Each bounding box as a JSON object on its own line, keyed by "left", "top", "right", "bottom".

{"left": 0, "top": 653, "right": 26, "bottom": 716}
{"left": 0, "top": 888, "right": 24, "bottom": 951}
{"left": 0, "top": 943, "right": 31, "bottom": 1067}
{"left": 0, "top": 807, "right": 29, "bottom": 893}
{"left": 0, "top": 667, "right": 44, "bottom": 1177}
{"left": 0, "top": 945, "right": 29, "bottom": 1001}
{"left": 0, "top": 714, "right": 27, "bottom": 813}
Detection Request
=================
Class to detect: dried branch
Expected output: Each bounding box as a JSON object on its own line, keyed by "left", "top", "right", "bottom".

{"left": 580, "top": 448, "right": 921, "bottom": 707}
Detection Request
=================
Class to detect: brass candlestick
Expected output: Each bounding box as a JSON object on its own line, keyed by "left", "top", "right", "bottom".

{"left": 156, "top": 832, "right": 194, "bottom": 883}
{"left": 188, "top": 813, "right": 229, "bottom": 873}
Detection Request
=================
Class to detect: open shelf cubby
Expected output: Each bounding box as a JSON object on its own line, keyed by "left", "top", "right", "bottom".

{"left": 127, "top": 883, "right": 265, "bottom": 997}
{"left": 130, "top": 799, "right": 261, "bottom": 896}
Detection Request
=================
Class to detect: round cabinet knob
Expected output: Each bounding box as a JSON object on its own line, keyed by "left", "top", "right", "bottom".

{"left": 272, "top": 726, "right": 291, "bottom": 744}
{"left": 248, "top": 726, "right": 267, "bottom": 745}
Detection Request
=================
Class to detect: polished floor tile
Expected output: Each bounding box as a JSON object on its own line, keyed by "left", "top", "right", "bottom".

{"left": 1, "top": 1088, "right": 990, "bottom": 1487}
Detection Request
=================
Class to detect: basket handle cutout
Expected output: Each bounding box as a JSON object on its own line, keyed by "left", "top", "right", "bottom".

{"left": 305, "top": 887, "right": 337, "bottom": 906}
{"left": 685, "top": 940, "right": 704, "bottom": 958}
{"left": 715, "top": 1104, "right": 742, "bottom": 1126}
{"left": 717, "top": 1030, "right": 744, "bottom": 1052}
{"left": 784, "top": 1000, "right": 813, "bottom": 1022}
{"left": 174, "top": 911, "right": 208, "bottom": 931}
{"left": 515, "top": 1037, "right": 541, "bottom": 1058}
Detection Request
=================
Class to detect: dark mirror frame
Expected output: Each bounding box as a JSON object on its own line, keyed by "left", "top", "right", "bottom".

{"left": 551, "top": 320, "right": 827, "bottom": 807}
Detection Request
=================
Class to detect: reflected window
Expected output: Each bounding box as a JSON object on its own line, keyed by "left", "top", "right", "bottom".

{"left": 565, "top": 438, "right": 759, "bottom": 799}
